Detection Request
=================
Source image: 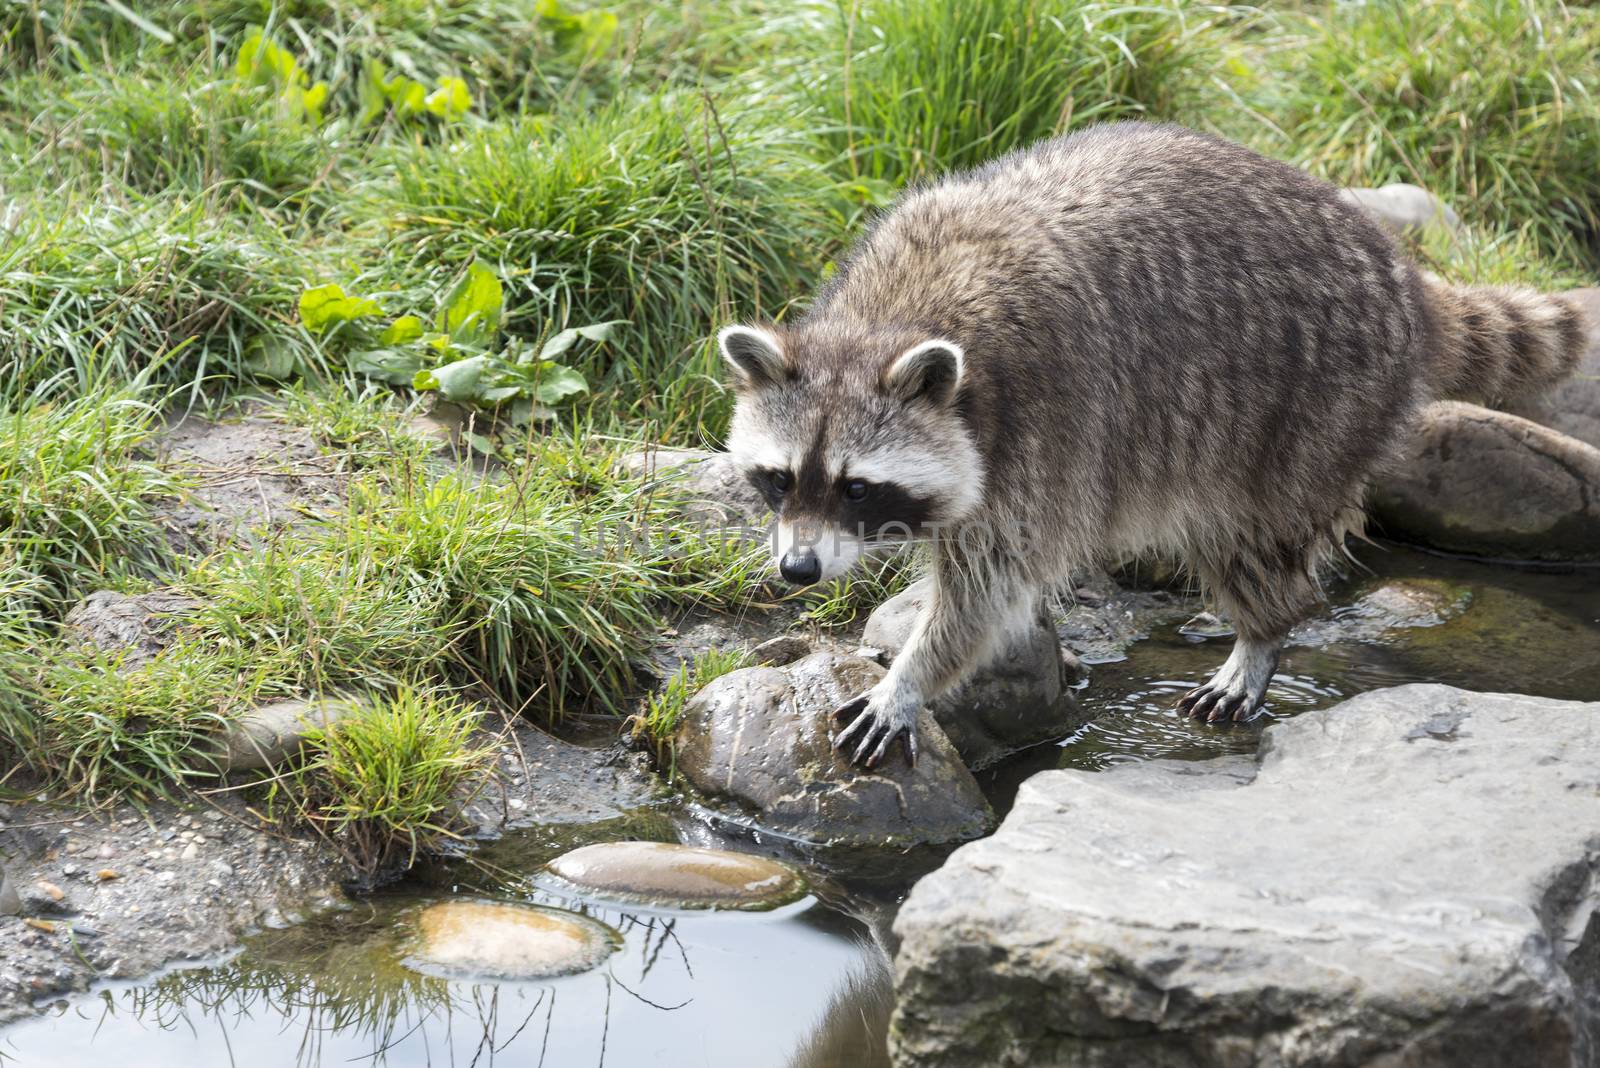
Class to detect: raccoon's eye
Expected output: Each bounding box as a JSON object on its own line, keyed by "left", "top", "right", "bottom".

{"left": 770, "top": 470, "right": 792, "bottom": 493}
{"left": 844, "top": 479, "right": 870, "bottom": 501}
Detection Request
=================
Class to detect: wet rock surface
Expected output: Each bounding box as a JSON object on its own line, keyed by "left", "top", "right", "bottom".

{"left": 64, "top": 590, "right": 201, "bottom": 669}
{"left": 620, "top": 446, "right": 769, "bottom": 528}
{"left": 864, "top": 578, "right": 1089, "bottom": 768}
{"left": 892, "top": 685, "right": 1600, "bottom": 1068}
{"left": 545, "top": 842, "right": 806, "bottom": 909}
{"left": 1372, "top": 400, "right": 1600, "bottom": 561}
{"left": 674, "top": 651, "right": 994, "bottom": 847}
{"left": 404, "top": 900, "right": 616, "bottom": 981}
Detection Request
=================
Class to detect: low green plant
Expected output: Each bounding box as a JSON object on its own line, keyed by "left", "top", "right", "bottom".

{"left": 286, "top": 687, "right": 496, "bottom": 883}
{"left": 359, "top": 61, "right": 472, "bottom": 125}
{"left": 236, "top": 28, "right": 329, "bottom": 125}
{"left": 628, "top": 646, "right": 748, "bottom": 764}
{"left": 364, "top": 91, "right": 847, "bottom": 432}
{"left": 297, "top": 263, "right": 600, "bottom": 431}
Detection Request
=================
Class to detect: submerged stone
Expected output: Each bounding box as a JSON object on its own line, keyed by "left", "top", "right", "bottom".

{"left": 404, "top": 900, "right": 616, "bottom": 981}
{"left": 545, "top": 842, "right": 806, "bottom": 910}
{"left": 673, "top": 652, "right": 994, "bottom": 848}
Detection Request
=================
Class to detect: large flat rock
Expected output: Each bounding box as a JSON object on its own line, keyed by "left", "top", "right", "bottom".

{"left": 892, "top": 685, "right": 1600, "bottom": 1067}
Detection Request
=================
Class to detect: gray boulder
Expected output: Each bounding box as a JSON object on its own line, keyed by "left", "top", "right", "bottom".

{"left": 1340, "top": 183, "right": 1463, "bottom": 236}
{"left": 209, "top": 697, "right": 363, "bottom": 773}
{"left": 892, "top": 685, "right": 1600, "bottom": 1068}
{"left": 674, "top": 651, "right": 994, "bottom": 848}
{"left": 1372, "top": 400, "right": 1600, "bottom": 561}
{"left": 864, "top": 578, "right": 1088, "bottom": 768}
{"left": 65, "top": 589, "right": 201, "bottom": 669}
{"left": 620, "top": 446, "right": 770, "bottom": 529}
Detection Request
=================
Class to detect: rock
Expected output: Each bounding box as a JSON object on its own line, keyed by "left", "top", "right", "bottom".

{"left": 620, "top": 446, "right": 769, "bottom": 528}
{"left": 892, "top": 685, "right": 1600, "bottom": 1068}
{"left": 863, "top": 578, "right": 1089, "bottom": 768}
{"left": 1341, "top": 183, "right": 1463, "bottom": 236}
{"left": 1511, "top": 287, "right": 1600, "bottom": 452}
{"left": 1176, "top": 610, "right": 1232, "bottom": 639}
{"left": 64, "top": 590, "right": 201, "bottom": 669}
{"left": 544, "top": 842, "right": 806, "bottom": 910}
{"left": 0, "top": 866, "right": 18, "bottom": 917}
{"left": 1372, "top": 400, "right": 1600, "bottom": 561}
{"left": 403, "top": 900, "right": 617, "bottom": 981}
{"left": 210, "top": 697, "right": 363, "bottom": 773}
{"left": 674, "top": 652, "right": 993, "bottom": 848}
{"left": 154, "top": 412, "right": 339, "bottom": 551}
{"left": 1290, "top": 577, "right": 1471, "bottom": 646}
{"left": 750, "top": 634, "right": 812, "bottom": 667}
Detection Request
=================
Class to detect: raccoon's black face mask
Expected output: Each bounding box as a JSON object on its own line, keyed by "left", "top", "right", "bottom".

{"left": 718, "top": 323, "right": 985, "bottom": 585}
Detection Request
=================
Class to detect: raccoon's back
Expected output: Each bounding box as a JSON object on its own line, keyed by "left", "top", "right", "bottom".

{"left": 824, "top": 123, "right": 1426, "bottom": 532}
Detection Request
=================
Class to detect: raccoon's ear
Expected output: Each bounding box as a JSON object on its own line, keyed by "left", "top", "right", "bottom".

{"left": 718, "top": 325, "right": 788, "bottom": 391}
{"left": 883, "top": 339, "right": 964, "bottom": 406}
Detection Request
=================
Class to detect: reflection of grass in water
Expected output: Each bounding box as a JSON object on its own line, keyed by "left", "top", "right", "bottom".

{"left": 120, "top": 926, "right": 457, "bottom": 1068}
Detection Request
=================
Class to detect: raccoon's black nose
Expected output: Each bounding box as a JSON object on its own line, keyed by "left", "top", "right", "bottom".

{"left": 779, "top": 550, "right": 822, "bottom": 586}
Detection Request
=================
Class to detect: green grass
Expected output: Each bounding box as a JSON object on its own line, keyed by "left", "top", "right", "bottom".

{"left": 1250, "top": 0, "right": 1600, "bottom": 263}
{"left": 0, "top": 384, "right": 177, "bottom": 618}
{"left": 359, "top": 90, "right": 849, "bottom": 434}
{"left": 817, "top": 0, "right": 1222, "bottom": 186}
{"left": 0, "top": 196, "right": 316, "bottom": 403}
{"left": 283, "top": 686, "right": 496, "bottom": 883}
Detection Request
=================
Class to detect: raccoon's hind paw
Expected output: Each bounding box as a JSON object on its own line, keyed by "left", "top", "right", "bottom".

{"left": 1175, "top": 639, "right": 1279, "bottom": 724}
{"left": 832, "top": 694, "right": 919, "bottom": 769}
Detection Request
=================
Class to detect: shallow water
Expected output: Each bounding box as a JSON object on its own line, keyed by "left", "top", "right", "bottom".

{"left": 1059, "top": 544, "right": 1600, "bottom": 770}
{"left": 4, "top": 545, "right": 1597, "bottom": 1068}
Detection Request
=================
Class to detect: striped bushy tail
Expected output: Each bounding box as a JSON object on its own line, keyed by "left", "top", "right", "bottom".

{"left": 1420, "top": 275, "right": 1590, "bottom": 405}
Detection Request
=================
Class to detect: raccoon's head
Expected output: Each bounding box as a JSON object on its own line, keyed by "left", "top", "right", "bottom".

{"left": 718, "top": 321, "right": 985, "bottom": 586}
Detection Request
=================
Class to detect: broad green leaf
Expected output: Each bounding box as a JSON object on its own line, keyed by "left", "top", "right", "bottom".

{"left": 302, "top": 81, "right": 329, "bottom": 123}
{"left": 414, "top": 355, "right": 488, "bottom": 402}
{"left": 479, "top": 385, "right": 523, "bottom": 403}
{"left": 537, "top": 318, "right": 624, "bottom": 360}
{"left": 441, "top": 261, "right": 502, "bottom": 341}
{"left": 243, "top": 335, "right": 298, "bottom": 380}
{"left": 534, "top": 362, "right": 588, "bottom": 405}
{"left": 379, "top": 315, "right": 424, "bottom": 345}
{"left": 348, "top": 348, "right": 424, "bottom": 386}
{"left": 358, "top": 60, "right": 389, "bottom": 125}
{"left": 425, "top": 77, "right": 472, "bottom": 121}
{"left": 299, "top": 284, "right": 382, "bottom": 332}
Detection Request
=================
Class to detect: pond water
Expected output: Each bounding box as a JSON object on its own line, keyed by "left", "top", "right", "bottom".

{"left": 3, "top": 545, "right": 1597, "bottom": 1068}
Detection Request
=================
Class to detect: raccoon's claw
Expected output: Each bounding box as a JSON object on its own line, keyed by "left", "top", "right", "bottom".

{"left": 1174, "top": 684, "right": 1255, "bottom": 723}
{"left": 831, "top": 694, "right": 918, "bottom": 769}
{"left": 1175, "top": 639, "right": 1279, "bottom": 724}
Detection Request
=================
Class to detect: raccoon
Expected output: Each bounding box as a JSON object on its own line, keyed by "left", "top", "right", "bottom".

{"left": 718, "top": 122, "right": 1590, "bottom": 768}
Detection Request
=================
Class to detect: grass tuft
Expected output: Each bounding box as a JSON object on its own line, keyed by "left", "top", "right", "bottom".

{"left": 284, "top": 686, "right": 496, "bottom": 884}
{"left": 628, "top": 645, "right": 748, "bottom": 765}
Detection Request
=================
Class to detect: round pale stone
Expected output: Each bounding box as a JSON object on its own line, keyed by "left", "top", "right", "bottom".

{"left": 545, "top": 842, "right": 806, "bottom": 910}
{"left": 404, "top": 900, "right": 616, "bottom": 980}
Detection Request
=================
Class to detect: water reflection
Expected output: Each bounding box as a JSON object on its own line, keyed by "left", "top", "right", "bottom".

{"left": 1, "top": 885, "right": 893, "bottom": 1068}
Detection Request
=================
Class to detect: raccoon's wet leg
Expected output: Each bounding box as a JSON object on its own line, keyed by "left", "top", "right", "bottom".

{"left": 1177, "top": 542, "right": 1318, "bottom": 724}
{"left": 833, "top": 553, "right": 1024, "bottom": 769}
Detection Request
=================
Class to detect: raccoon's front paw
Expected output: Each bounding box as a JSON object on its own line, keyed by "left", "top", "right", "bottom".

{"left": 831, "top": 687, "right": 919, "bottom": 770}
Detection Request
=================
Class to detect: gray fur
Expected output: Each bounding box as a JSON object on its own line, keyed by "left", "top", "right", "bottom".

{"left": 719, "top": 122, "right": 1592, "bottom": 762}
